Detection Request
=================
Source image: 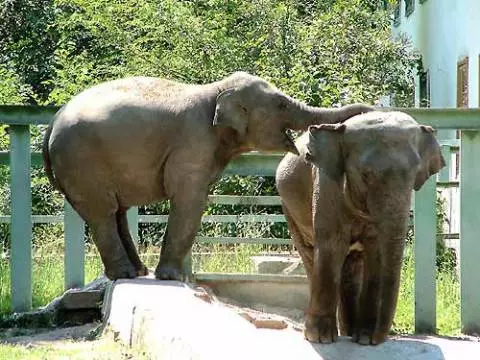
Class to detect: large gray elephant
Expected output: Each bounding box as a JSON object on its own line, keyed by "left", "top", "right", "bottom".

{"left": 42, "top": 71, "right": 372, "bottom": 281}
{"left": 276, "top": 111, "right": 445, "bottom": 345}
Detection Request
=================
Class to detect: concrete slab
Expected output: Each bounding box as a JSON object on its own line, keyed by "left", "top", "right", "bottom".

{"left": 196, "top": 273, "right": 309, "bottom": 310}
{"left": 103, "top": 277, "right": 480, "bottom": 360}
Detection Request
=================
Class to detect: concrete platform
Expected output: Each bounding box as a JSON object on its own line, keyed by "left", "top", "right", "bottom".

{"left": 103, "top": 277, "right": 480, "bottom": 360}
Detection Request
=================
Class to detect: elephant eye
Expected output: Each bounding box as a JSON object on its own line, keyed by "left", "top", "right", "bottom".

{"left": 278, "top": 101, "right": 288, "bottom": 111}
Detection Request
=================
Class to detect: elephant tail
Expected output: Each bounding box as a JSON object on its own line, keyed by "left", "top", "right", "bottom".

{"left": 42, "top": 116, "right": 59, "bottom": 191}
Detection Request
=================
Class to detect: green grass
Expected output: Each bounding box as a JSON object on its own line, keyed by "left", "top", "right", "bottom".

{"left": 193, "top": 243, "right": 263, "bottom": 273}
{"left": 0, "top": 343, "right": 83, "bottom": 360}
{"left": 0, "top": 337, "right": 149, "bottom": 360}
{"left": 0, "top": 246, "right": 105, "bottom": 315}
{"left": 392, "top": 245, "right": 461, "bottom": 336}
{"left": 0, "top": 243, "right": 461, "bottom": 336}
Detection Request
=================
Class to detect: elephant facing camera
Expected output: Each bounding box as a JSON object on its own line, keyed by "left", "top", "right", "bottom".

{"left": 276, "top": 111, "right": 445, "bottom": 345}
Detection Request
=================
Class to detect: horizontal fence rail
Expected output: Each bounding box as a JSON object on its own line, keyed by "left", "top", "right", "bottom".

{"left": 0, "top": 105, "right": 479, "bottom": 335}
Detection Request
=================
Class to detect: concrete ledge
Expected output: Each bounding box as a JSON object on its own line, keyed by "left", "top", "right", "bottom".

{"left": 102, "top": 276, "right": 480, "bottom": 360}
{"left": 196, "top": 272, "right": 309, "bottom": 310}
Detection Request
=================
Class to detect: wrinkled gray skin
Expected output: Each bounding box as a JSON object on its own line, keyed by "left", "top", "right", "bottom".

{"left": 276, "top": 111, "right": 445, "bottom": 345}
{"left": 42, "top": 71, "right": 372, "bottom": 281}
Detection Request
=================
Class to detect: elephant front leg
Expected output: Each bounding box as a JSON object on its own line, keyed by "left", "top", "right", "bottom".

{"left": 154, "top": 182, "right": 209, "bottom": 282}
{"left": 305, "top": 243, "right": 347, "bottom": 344}
{"left": 338, "top": 249, "right": 364, "bottom": 336}
{"left": 353, "top": 237, "right": 383, "bottom": 345}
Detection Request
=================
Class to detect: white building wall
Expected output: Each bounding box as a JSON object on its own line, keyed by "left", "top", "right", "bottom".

{"left": 393, "top": 0, "right": 480, "bottom": 111}
{"left": 392, "top": 0, "right": 480, "bottom": 238}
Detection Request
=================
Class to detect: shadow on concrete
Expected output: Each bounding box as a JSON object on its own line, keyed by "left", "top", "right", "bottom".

{"left": 309, "top": 336, "right": 445, "bottom": 360}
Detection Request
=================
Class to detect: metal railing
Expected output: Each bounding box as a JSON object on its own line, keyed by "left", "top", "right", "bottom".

{"left": 0, "top": 105, "right": 479, "bottom": 335}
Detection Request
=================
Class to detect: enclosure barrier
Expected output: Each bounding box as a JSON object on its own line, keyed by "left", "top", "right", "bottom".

{"left": 0, "top": 106, "right": 479, "bottom": 335}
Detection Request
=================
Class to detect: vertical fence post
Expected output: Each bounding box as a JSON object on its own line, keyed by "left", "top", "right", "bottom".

{"left": 460, "top": 131, "right": 480, "bottom": 334}
{"left": 414, "top": 176, "right": 437, "bottom": 333}
{"left": 439, "top": 145, "right": 451, "bottom": 182}
{"left": 9, "top": 125, "right": 32, "bottom": 312}
{"left": 64, "top": 200, "right": 85, "bottom": 290}
{"left": 127, "top": 207, "right": 139, "bottom": 244}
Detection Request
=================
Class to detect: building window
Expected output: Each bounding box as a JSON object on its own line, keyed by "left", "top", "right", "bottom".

{"left": 457, "top": 57, "right": 469, "bottom": 108}
{"left": 405, "top": 0, "right": 415, "bottom": 17}
{"left": 393, "top": 0, "right": 401, "bottom": 26}
{"left": 456, "top": 57, "right": 469, "bottom": 179}
{"left": 419, "top": 70, "right": 430, "bottom": 108}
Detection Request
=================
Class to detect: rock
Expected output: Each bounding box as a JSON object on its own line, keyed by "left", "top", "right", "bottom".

{"left": 0, "top": 276, "right": 110, "bottom": 329}
{"left": 60, "top": 290, "right": 103, "bottom": 310}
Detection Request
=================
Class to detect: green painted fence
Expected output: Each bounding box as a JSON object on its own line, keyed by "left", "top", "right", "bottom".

{"left": 0, "top": 105, "right": 479, "bottom": 335}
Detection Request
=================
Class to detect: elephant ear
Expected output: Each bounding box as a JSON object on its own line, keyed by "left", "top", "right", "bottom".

{"left": 213, "top": 88, "right": 247, "bottom": 137}
{"left": 305, "top": 123, "right": 346, "bottom": 181}
{"left": 414, "top": 125, "right": 446, "bottom": 191}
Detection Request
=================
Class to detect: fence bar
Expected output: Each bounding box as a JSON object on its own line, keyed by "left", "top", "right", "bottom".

{"left": 414, "top": 176, "right": 437, "bottom": 333}
{"left": 439, "top": 145, "right": 451, "bottom": 182}
{"left": 138, "top": 214, "right": 286, "bottom": 224}
{"left": 64, "top": 201, "right": 85, "bottom": 290}
{"left": 127, "top": 207, "right": 139, "bottom": 243}
{"left": 460, "top": 131, "right": 480, "bottom": 334}
{"left": 224, "top": 153, "right": 283, "bottom": 176}
{"left": 391, "top": 107, "right": 480, "bottom": 129}
{"left": 196, "top": 236, "right": 291, "bottom": 245}
{"left": 9, "top": 125, "right": 32, "bottom": 312}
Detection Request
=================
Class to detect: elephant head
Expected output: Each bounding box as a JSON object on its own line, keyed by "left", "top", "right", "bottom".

{"left": 303, "top": 111, "right": 445, "bottom": 345}
{"left": 213, "top": 72, "right": 373, "bottom": 155}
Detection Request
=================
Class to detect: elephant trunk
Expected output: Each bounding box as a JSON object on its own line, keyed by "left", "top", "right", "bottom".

{"left": 371, "top": 190, "right": 411, "bottom": 335}
{"left": 286, "top": 99, "right": 373, "bottom": 131}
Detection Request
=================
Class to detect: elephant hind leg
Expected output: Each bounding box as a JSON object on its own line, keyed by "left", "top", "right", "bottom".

{"left": 281, "top": 203, "right": 314, "bottom": 278}
{"left": 338, "top": 249, "right": 364, "bottom": 336}
{"left": 53, "top": 166, "right": 137, "bottom": 280}
{"left": 116, "top": 208, "right": 149, "bottom": 276}
{"left": 89, "top": 214, "right": 137, "bottom": 280}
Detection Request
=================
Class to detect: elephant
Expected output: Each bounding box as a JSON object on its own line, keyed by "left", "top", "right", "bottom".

{"left": 275, "top": 111, "right": 445, "bottom": 345}
{"left": 42, "top": 71, "right": 372, "bottom": 281}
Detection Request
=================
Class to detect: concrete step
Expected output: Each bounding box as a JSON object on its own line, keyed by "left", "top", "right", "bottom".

{"left": 102, "top": 276, "right": 480, "bottom": 360}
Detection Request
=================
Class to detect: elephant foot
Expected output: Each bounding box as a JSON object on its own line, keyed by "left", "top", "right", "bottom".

{"left": 304, "top": 313, "right": 338, "bottom": 344}
{"left": 353, "top": 328, "right": 387, "bottom": 346}
{"left": 155, "top": 263, "right": 183, "bottom": 281}
{"left": 135, "top": 262, "right": 150, "bottom": 277}
{"left": 104, "top": 259, "right": 137, "bottom": 280}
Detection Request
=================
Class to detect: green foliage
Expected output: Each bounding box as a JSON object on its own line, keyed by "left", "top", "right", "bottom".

{"left": 0, "top": 63, "right": 34, "bottom": 105}
{"left": 1, "top": 0, "right": 417, "bottom": 106}
{"left": 0, "top": 0, "right": 57, "bottom": 102}
{"left": 435, "top": 193, "right": 457, "bottom": 274}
